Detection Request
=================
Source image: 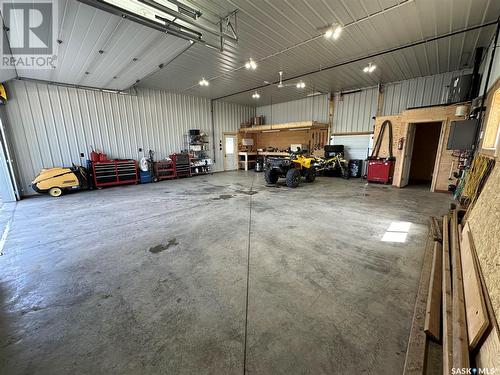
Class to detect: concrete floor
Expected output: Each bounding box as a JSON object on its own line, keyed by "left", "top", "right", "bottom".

{"left": 0, "top": 171, "right": 451, "bottom": 374}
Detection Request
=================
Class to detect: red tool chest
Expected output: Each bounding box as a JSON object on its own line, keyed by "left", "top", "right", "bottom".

{"left": 367, "top": 159, "right": 395, "bottom": 184}
{"left": 92, "top": 160, "right": 138, "bottom": 187}
{"left": 153, "top": 160, "right": 176, "bottom": 181}
{"left": 170, "top": 153, "right": 191, "bottom": 177}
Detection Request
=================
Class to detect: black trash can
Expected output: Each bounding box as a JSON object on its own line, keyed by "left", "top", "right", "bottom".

{"left": 348, "top": 159, "right": 363, "bottom": 178}
{"left": 255, "top": 157, "right": 264, "bottom": 172}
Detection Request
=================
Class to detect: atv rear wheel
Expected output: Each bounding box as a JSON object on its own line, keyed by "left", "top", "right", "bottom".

{"left": 264, "top": 169, "right": 279, "bottom": 184}
{"left": 49, "top": 187, "right": 63, "bottom": 197}
{"left": 286, "top": 168, "right": 301, "bottom": 188}
{"left": 305, "top": 166, "right": 316, "bottom": 182}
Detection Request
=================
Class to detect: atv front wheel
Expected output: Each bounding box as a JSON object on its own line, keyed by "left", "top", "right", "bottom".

{"left": 286, "top": 168, "right": 301, "bottom": 188}
{"left": 305, "top": 166, "right": 316, "bottom": 183}
{"left": 265, "top": 169, "right": 279, "bottom": 184}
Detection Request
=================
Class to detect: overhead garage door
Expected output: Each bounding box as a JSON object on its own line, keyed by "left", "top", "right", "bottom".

{"left": 331, "top": 135, "right": 372, "bottom": 160}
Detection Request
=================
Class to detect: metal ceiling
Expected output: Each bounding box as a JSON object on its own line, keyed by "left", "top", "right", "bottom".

{"left": 5, "top": 0, "right": 191, "bottom": 90}
{"left": 139, "top": 0, "right": 500, "bottom": 105}
{"left": 6, "top": 0, "right": 500, "bottom": 104}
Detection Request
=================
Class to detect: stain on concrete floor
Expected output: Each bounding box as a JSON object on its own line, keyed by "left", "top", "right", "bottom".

{"left": 234, "top": 189, "right": 258, "bottom": 195}
{"left": 212, "top": 194, "right": 234, "bottom": 200}
{"left": 149, "top": 238, "right": 179, "bottom": 254}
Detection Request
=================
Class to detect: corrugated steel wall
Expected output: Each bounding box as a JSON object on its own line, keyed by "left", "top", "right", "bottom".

{"left": 256, "top": 94, "right": 329, "bottom": 125}
{"left": 381, "top": 69, "right": 472, "bottom": 115}
{"left": 332, "top": 87, "right": 378, "bottom": 134}
{"left": 4, "top": 79, "right": 253, "bottom": 195}
{"left": 331, "top": 69, "right": 473, "bottom": 134}
{"left": 212, "top": 100, "right": 255, "bottom": 167}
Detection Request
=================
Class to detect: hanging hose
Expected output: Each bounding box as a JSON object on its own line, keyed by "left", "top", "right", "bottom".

{"left": 370, "top": 120, "right": 394, "bottom": 159}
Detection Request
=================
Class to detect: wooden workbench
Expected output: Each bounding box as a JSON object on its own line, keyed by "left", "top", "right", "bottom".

{"left": 238, "top": 152, "right": 257, "bottom": 171}
{"left": 238, "top": 121, "right": 330, "bottom": 155}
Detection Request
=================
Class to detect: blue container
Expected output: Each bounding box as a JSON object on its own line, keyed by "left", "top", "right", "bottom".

{"left": 140, "top": 170, "right": 152, "bottom": 184}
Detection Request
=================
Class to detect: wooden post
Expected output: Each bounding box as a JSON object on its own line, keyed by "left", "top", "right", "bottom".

{"left": 425, "top": 241, "right": 442, "bottom": 341}
{"left": 442, "top": 214, "right": 453, "bottom": 375}
{"left": 376, "top": 84, "right": 385, "bottom": 117}
{"left": 450, "top": 209, "right": 470, "bottom": 369}
{"left": 403, "top": 233, "right": 435, "bottom": 375}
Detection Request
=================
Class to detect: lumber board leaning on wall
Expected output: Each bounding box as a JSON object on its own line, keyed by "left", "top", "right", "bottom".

{"left": 460, "top": 223, "right": 489, "bottom": 350}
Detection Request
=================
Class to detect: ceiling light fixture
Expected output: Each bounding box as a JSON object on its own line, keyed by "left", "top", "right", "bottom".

{"left": 324, "top": 24, "right": 342, "bottom": 40}
{"left": 252, "top": 92, "right": 260, "bottom": 99}
{"left": 307, "top": 91, "right": 324, "bottom": 97}
{"left": 363, "top": 63, "right": 376, "bottom": 73}
{"left": 245, "top": 58, "right": 257, "bottom": 70}
{"left": 296, "top": 81, "right": 306, "bottom": 89}
{"left": 199, "top": 77, "right": 209, "bottom": 86}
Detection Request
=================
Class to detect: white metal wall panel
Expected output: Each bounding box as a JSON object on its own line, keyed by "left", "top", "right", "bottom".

{"left": 3, "top": 79, "right": 252, "bottom": 195}
{"left": 332, "top": 135, "right": 371, "bottom": 161}
{"left": 212, "top": 101, "right": 255, "bottom": 170}
{"left": 382, "top": 69, "right": 472, "bottom": 115}
{"left": 332, "top": 88, "right": 378, "bottom": 134}
{"left": 256, "top": 94, "right": 329, "bottom": 125}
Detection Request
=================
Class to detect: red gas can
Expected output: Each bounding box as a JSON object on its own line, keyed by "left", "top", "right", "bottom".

{"left": 367, "top": 159, "right": 395, "bottom": 184}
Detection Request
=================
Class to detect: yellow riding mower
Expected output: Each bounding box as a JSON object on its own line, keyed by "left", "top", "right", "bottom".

{"left": 32, "top": 165, "right": 89, "bottom": 197}
{"left": 264, "top": 151, "right": 316, "bottom": 188}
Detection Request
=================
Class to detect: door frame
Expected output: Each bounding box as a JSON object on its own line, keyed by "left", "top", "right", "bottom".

{"left": 400, "top": 124, "right": 416, "bottom": 188}
{"left": 0, "top": 111, "right": 20, "bottom": 201}
{"left": 398, "top": 120, "right": 445, "bottom": 192}
{"left": 223, "top": 132, "right": 238, "bottom": 171}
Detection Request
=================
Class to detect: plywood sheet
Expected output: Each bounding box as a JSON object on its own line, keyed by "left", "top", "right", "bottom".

{"left": 474, "top": 230, "right": 500, "bottom": 371}
{"left": 467, "top": 162, "right": 500, "bottom": 326}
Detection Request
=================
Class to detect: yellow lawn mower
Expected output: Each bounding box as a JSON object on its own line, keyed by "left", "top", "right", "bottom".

{"left": 32, "top": 165, "right": 89, "bottom": 197}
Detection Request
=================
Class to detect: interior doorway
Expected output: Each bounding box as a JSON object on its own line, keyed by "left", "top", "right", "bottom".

{"left": 406, "top": 122, "right": 442, "bottom": 187}
{"left": 223, "top": 133, "right": 238, "bottom": 171}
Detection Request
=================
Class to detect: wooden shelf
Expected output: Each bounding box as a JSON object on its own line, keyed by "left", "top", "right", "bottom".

{"left": 240, "top": 120, "right": 329, "bottom": 133}
{"left": 256, "top": 151, "right": 289, "bottom": 156}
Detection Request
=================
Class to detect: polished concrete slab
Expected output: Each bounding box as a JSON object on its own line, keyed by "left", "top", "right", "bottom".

{"left": 0, "top": 171, "right": 451, "bottom": 374}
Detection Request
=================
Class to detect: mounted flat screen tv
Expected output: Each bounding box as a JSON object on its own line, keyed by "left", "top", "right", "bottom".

{"left": 447, "top": 119, "right": 479, "bottom": 150}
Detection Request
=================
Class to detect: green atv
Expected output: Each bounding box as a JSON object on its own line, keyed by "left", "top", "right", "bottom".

{"left": 264, "top": 152, "right": 316, "bottom": 188}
